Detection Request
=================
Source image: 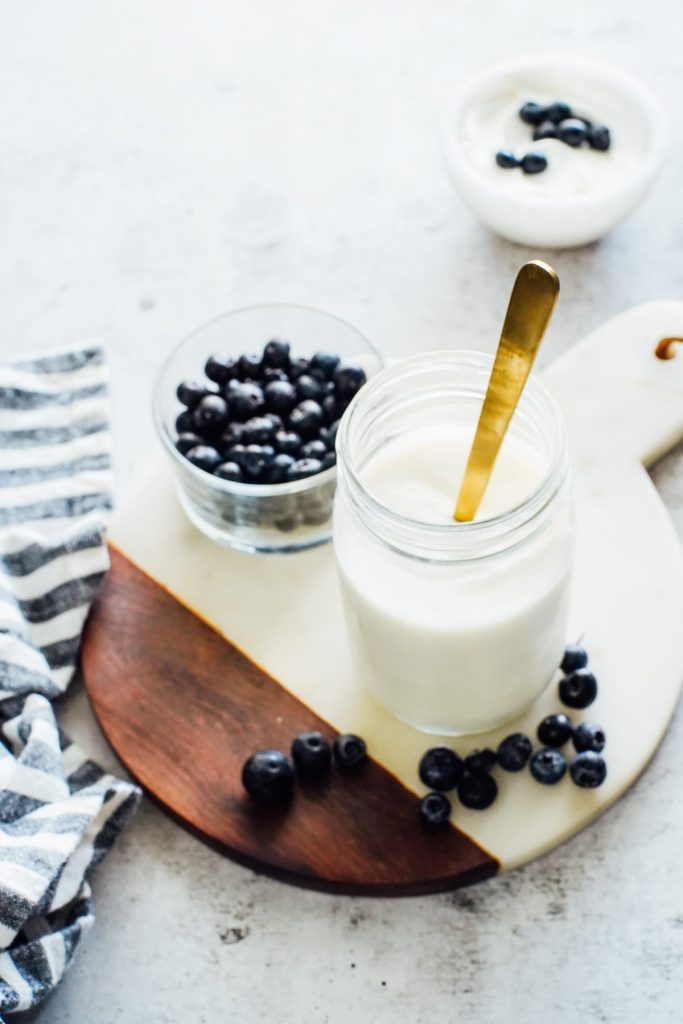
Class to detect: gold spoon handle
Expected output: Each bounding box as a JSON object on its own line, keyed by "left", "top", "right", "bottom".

{"left": 454, "top": 260, "right": 560, "bottom": 523}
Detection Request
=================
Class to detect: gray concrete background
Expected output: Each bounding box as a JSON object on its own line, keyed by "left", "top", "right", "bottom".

{"left": 1, "top": 1, "right": 682, "bottom": 1020}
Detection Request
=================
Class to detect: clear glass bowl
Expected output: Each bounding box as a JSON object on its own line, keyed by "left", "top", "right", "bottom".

{"left": 152, "top": 303, "right": 383, "bottom": 553}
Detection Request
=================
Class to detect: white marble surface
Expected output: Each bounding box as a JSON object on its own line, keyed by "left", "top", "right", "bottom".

{"left": 1, "top": 1, "right": 682, "bottom": 1020}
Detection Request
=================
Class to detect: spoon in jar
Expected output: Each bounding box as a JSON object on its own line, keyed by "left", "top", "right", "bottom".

{"left": 454, "top": 260, "right": 560, "bottom": 522}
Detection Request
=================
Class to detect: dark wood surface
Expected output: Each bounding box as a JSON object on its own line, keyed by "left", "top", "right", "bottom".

{"left": 81, "top": 546, "right": 498, "bottom": 895}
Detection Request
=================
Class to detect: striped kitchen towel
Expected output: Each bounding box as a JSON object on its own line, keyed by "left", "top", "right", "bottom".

{"left": 0, "top": 346, "right": 140, "bottom": 1017}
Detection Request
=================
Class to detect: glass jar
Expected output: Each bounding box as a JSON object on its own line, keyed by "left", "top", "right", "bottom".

{"left": 333, "top": 351, "right": 574, "bottom": 735}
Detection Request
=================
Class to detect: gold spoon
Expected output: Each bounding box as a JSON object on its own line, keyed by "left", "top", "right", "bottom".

{"left": 454, "top": 260, "right": 560, "bottom": 522}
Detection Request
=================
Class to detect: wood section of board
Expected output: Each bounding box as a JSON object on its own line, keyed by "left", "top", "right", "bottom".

{"left": 82, "top": 546, "right": 498, "bottom": 895}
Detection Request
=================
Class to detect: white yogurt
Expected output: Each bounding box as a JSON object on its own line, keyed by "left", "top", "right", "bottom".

{"left": 461, "top": 75, "right": 645, "bottom": 199}
{"left": 333, "top": 353, "right": 574, "bottom": 735}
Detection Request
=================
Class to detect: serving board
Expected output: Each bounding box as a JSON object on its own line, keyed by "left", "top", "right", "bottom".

{"left": 82, "top": 301, "right": 683, "bottom": 894}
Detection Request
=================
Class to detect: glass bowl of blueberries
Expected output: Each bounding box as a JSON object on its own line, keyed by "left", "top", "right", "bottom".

{"left": 153, "top": 303, "right": 383, "bottom": 553}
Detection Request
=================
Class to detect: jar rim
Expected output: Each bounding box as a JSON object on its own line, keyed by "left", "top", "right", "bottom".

{"left": 336, "top": 350, "right": 570, "bottom": 561}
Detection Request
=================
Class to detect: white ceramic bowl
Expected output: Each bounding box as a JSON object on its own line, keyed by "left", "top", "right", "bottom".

{"left": 442, "top": 56, "right": 669, "bottom": 248}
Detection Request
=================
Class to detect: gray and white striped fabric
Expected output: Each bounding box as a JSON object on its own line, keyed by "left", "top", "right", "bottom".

{"left": 0, "top": 346, "right": 140, "bottom": 1017}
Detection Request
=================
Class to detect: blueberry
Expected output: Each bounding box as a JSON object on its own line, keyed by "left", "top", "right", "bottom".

{"left": 205, "top": 354, "right": 237, "bottom": 385}
{"left": 192, "top": 394, "right": 230, "bottom": 430}
{"left": 572, "top": 722, "right": 606, "bottom": 754}
{"left": 214, "top": 461, "right": 244, "bottom": 482}
{"left": 333, "top": 734, "right": 367, "bottom": 769}
{"left": 519, "top": 101, "right": 548, "bottom": 126}
{"left": 230, "top": 382, "right": 266, "bottom": 421}
{"left": 530, "top": 748, "right": 567, "bottom": 785}
{"left": 264, "top": 380, "right": 298, "bottom": 416}
{"left": 275, "top": 430, "right": 303, "bottom": 457}
{"left": 570, "top": 751, "right": 607, "bottom": 788}
{"left": 588, "top": 125, "right": 611, "bottom": 151}
{"left": 262, "top": 367, "right": 289, "bottom": 384}
{"left": 291, "top": 731, "right": 332, "bottom": 775}
{"left": 418, "top": 747, "right": 463, "bottom": 791}
{"left": 561, "top": 644, "right": 588, "bottom": 674}
{"left": 225, "top": 443, "right": 246, "bottom": 468}
{"left": 301, "top": 439, "right": 327, "bottom": 460}
{"left": 289, "top": 400, "right": 324, "bottom": 438}
{"left": 521, "top": 152, "right": 548, "bottom": 174}
{"left": 241, "top": 750, "right": 295, "bottom": 804}
{"left": 457, "top": 771, "right": 498, "bottom": 810}
{"left": 175, "top": 410, "right": 195, "bottom": 433}
{"left": 322, "top": 452, "right": 336, "bottom": 470}
{"left": 264, "top": 412, "right": 284, "bottom": 432}
{"left": 322, "top": 393, "right": 340, "bottom": 424}
{"left": 296, "top": 375, "right": 325, "bottom": 402}
{"left": 237, "top": 353, "right": 262, "bottom": 379}
{"left": 495, "top": 149, "right": 518, "bottom": 169}
{"left": 288, "top": 357, "right": 310, "bottom": 379}
{"left": 545, "top": 101, "right": 572, "bottom": 123}
{"left": 309, "top": 352, "right": 341, "bottom": 381}
{"left": 497, "top": 733, "right": 532, "bottom": 772}
{"left": 333, "top": 364, "right": 367, "bottom": 402}
{"left": 286, "top": 457, "right": 323, "bottom": 481}
{"left": 268, "top": 453, "right": 296, "bottom": 483}
{"left": 532, "top": 120, "right": 559, "bottom": 141}
{"left": 242, "top": 416, "right": 277, "bottom": 445}
{"left": 418, "top": 792, "right": 452, "bottom": 829}
{"left": 464, "top": 748, "right": 497, "bottom": 774}
{"left": 185, "top": 445, "right": 222, "bottom": 473}
{"left": 559, "top": 668, "right": 598, "bottom": 709}
{"left": 175, "top": 432, "right": 204, "bottom": 455}
{"left": 177, "top": 380, "right": 210, "bottom": 407}
{"left": 557, "top": 117, "right": 588, "bottom": 147}
{"left": 262, "top": 338, "right": 291, "bottom": 369}
{"left": 320, "top": 420, "right": 340, "bottom": 451}
{"left": 537, "top": 713, "right": 573, "bottom": 748}
{"left": 220, "top": 421, "right": 246, "bottom": 450}
{"left": 241, "top": 444, "right": 275, "bottom": 480}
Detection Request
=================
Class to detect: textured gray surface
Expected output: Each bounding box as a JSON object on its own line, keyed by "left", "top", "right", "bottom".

{"left": 2, "top": 1, "right": 682, "bottom": 1020}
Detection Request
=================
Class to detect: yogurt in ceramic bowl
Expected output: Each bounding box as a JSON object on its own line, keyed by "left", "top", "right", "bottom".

{"left": 442, "top": 56, "right": 668, "bottom": 247}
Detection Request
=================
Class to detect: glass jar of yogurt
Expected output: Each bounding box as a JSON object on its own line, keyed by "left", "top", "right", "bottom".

{"left": 333, "top": 351, "right": 574, "bottom": 735}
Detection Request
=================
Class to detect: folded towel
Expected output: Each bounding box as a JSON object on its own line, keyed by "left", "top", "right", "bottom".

{"left": 0, "top": 346, "right": 140, "bottom": 1017}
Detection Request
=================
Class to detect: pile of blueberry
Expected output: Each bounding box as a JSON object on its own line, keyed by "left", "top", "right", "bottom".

{"left": 417, "top": 643, "right": 607, "bottom": 829}
{"left": 495, "top": 99, "right": 612, "bottom": 176}
{"left": 174, "top": 338, "right": 367, "bottom": 486}
{"left": 242, "top": 731, "right": 367, "bottom": 804}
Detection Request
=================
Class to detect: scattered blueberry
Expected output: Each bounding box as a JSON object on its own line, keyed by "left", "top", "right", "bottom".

{"left": 296, "top": 375, "right": 325, "bottom": 402}
{"left": 570, "top": 751, "right": 607, "bottom": 788}
{"left": 418, "top": 747, "right": 463, "bottom": 791}
{"left": 521, "top": 151, "right": 548, "bottom": 174}
{"left": 497, "top": 733, "right": 532, "bottom": 772}
{"left": 205, "top": 354, "right": 236, "bottom": 385}
{"left": 193, "top": 394, "right": 230, "bottom": 430}
{"left": 301, "top": 439, "right": 327, "bottom": 460}
{"left": 241, "top": 444, "right": 275, "bottom": 480}
{"left": 275, "top": 430, "right": 303, "bottom": 456}
{"left": 537, "top": 713, "right": 573, "bottom": 748}
{"left": 291, "top": 731, "right": 332, "bottom": 775}
{"left": 289, "top": 400, "right": 324, "bottom": 438}
{"left": 309, "top": 352, "right": 341, "bottom": 381}
{"left": 495, "top": 149, "right": 518, "bottom": 169}
{"left": 418, "top": 792, "right": 452, "bottom": 829}
{"left": 557, "top": 117, "right": 588, "bottom": 147}
{"left": 214, "top": 461, "right": 244, "bottom": 482}
{"left": 185, "top": 445, "right": 222, "bottom": 473}
{"left": 242, "top": 416, "right": 277, "bottom": 446}
{"left": 588, "top": 125, "right": 611, "bottom": 151}
{"left": 572, "top": 722, "right": 606, "bottom": 754}
{"left": 230, "top": 382, "right": 266, "bottom": 421}
{"left": 519, "top": 101, "right": 548, "bottom": 126}
{"left": 264, "top": 380, "right": 298, "bottom": 416}
{"left": 532, "top": 121, "right": 559, "bottom": 141}
{"left": 464, "top": 748, "right": 497, "bottom": 774}
{"left": 262, "top": 338, "right": 291, "bottom": 369}
{"left": 545, "top": 100, "right": 572, "bottom": 123}
{"left": 241, "top": 750, "right": 295, "bottom": 804}
{"left": 458, "top": 771, "right": 498, "bottom": 810}
{"left": 530, "top": 748, "right": 567, "bottom": 785}
{"left": 559, "top": 668, "right": 598, "bottom": 709}
{"left": 176, "top": 431, "right": 204, "bottom": 455}
{"left": 268, "top": 453, "right": 296, "bottom": 483}
{"left": 333, "top": 734, "right": 367, "bottom": 769}
{"left": 177, "top": 380, "right": 211, "bottom": 407}
{"left": 286, "top": 457, "right": 324, "bottom": 481}
{"left": 561, "top": 644, "right": 588, "bottom": 674}
{"left": 333, "top": 364, "right": 367, "bottom": 402}
{"left": 237, "top": 353, "right": 262, "bottom": 379}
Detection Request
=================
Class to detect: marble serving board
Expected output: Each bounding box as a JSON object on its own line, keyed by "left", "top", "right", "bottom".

{"left": 82, "top": 301, "right": 683, "bottom": 895}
